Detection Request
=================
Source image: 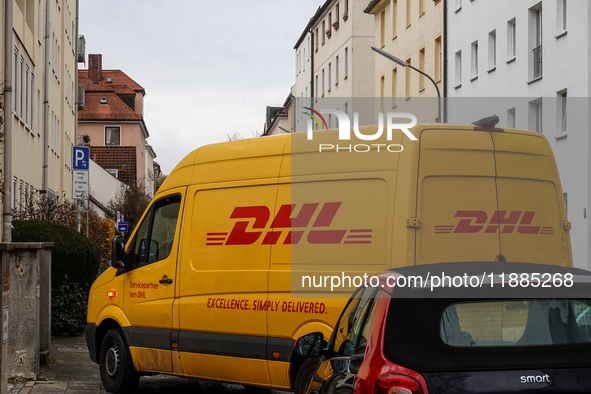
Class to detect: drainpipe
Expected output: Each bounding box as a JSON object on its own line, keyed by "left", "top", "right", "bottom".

{"left": 3, "top": 0, "right": 14, "bottom": 242}
{"left": 443, "top": 0, "right": 448, "bottom": 123}
{"left": 42, "top": 0, "right": 51, "bottom": 193}
{"left": 310, "top": 28, "right": 314, "bottom": 111}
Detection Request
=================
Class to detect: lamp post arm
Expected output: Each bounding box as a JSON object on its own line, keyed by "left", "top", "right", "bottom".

{"left": 406, "top": 63, "right": 442, "bottom": 123}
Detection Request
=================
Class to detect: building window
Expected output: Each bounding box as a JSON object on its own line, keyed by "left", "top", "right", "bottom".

{"left": 100, "top": 97, "right": 107, "bottom": 104}
{"left": 315, "top": 28, "right": 319, "bottom": 50}
{"left": 507, "top": 107, "right": 516, "bottom": 128}
{"left": 315, "top": 75, "right": 319, "bottom": 98}
{"left": 529, "top": 99, "right": 543, "bottom": 133}
{"left": 328, "top": 63, "right": 332, "bottom": 92}
{"left": 405, "top": 57, "right": 411, "bottom": 97}
{"left": 471, "top": 41, "right": 478, "bottom": 79}
{"left": 13, "top": 177, "right": 17, "bottom": 208}
{"left": 488, "top": 30, "right": 496, "bottom": 70}
{"left": 392, "top": 0, "right": 397, "bottom": 38}
{"left": 25, "top": 65, "right": 30, "bottom": 125}
{"left": 507, "top": 18, "right": 516, "bottom": 60}
{"left": 419, "top": 48, "right": 425, "bottom": 91}
{"left": 20, "top": 57, "right": 24, "bottom": 117}
{"left": 419, "top": 0, "right": 425, "bottom": 16}
{"left": 345, "top": 0, "right": 349, "bottom": 16}
{"left": 455, "top": 0, "right": 461, "bottom": 11}
{"left": 556, "top": 0, "right": 567, "bottom": 34}
{"left": 434, "top": 36, "right": 442, "bottom": 81}
{"left": 322, "top": 69, "right": 325, "bottom": 97}
{"left": 328, "top": 13, "right": 332, "bottom": 35}
{"left": 380, "top": 75, "right": 385, "bottom": 111}
{"left": 19, "top": 180, "right": 24, "bottom": 207}
{"left": 336, "top": 55, "right": 339, "bottom": 84}
{"left": 557, "top": 90, "right": 567, "bottom": 136}
{"left": 322, "top": 21, "right": 326, "bottom": 45}
{"left": 392, "top": 67, "right": 398, "bottom": 106}
{"left": 106, "top": 168, "right": 119, "bottom": 178}
{"left": 105, "top": 126, "right": 121, "bottom": 146}
{"left": 344, "top": 47, "right": 349, "bottom": 79}
{"left": 406, "top": 0, "right": 411, "bottom": 26}
{"left": 336, "top": 4, "right": 340, "bottom": 23}
{"left": 380, "top": 10, "right": 386, "bottom": 47}
{"left": 455, "top": 50, "right": 462, "bottom": 87}
{"left": 14, "top": 49, "right": 18, "bottom": 114}
{"left": 530, "top": 6, "right": 543, "bottom": 79}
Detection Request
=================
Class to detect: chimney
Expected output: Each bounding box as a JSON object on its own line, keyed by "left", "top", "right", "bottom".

{"left": 88, "top": 54, "right": 102, "bottom": 84}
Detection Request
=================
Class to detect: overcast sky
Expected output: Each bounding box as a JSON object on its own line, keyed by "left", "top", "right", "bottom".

{"left": 79, "top": 0, "right": 322, "bottom": 174}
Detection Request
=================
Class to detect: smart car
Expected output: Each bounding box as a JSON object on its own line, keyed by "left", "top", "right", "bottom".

{"left": 294, "top": 262, "right": 591, "bottom": 394}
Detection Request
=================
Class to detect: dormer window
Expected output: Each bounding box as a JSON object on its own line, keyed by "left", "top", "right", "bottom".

{"left": 106, "top": 77, "right": 112, "bottom": 83}
{"left": 100, "top": 97, "right": 107, "bottom": 104}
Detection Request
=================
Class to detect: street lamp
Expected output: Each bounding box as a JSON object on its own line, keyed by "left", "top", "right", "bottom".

{"left": 371, "top": 46, "right": 442, "bottom": 123}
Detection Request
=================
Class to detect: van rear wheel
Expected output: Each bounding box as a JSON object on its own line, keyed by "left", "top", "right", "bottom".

{"left": 99, "top": 328, "right": 140, "bottom": 393}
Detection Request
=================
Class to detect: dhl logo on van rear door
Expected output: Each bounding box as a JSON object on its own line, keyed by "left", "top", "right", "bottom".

{"left": 435, "top": 210, "right": 554, "bottom": 235}
{"left": 206, "top": 202, "right": 373, "bottom": 246}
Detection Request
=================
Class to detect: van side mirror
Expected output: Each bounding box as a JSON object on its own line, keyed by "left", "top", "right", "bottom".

{"left": 295, "top": 332, "right": 324, "bottom": 357}
{"left": 111, "top": 235, "right": 127, "bottom": 268}
{"left": 348, "top": 343, "right": 367, "bottom": 374}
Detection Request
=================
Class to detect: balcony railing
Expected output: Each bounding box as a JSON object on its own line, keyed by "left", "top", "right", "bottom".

{"left": 533, "top": 45, "right": 543, "bottom": 78}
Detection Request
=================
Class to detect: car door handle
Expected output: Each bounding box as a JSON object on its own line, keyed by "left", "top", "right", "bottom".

{"left": 159, "top": 278, "right": 173, "bottom": 284}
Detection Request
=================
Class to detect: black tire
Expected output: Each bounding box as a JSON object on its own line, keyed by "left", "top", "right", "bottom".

{"left": 333, "top": 386, "right": 354, "bottom": 394}
{"left": 294, "top": 357, "right": 321, "bottom": 394}
{"left": 99, "top": 328, "right": 140, "bottom": 393}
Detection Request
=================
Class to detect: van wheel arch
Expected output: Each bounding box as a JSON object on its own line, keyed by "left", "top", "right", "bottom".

{"left": 96, "top": 319, "right": 123, "bottom": 358}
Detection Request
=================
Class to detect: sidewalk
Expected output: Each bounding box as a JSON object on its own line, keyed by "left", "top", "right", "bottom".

{"left": 9, "top": 334, "right": 105, "bottom": 394}
{"left": 7, "top": 334, "right": 290, "bottom": 394}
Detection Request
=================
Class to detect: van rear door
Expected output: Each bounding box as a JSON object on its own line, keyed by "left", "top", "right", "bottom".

{"left": 415, "top": 128, "right": 570, "bottom": 266}
{"left": 491, "top": 131, "right": 571, "bottom": 265}
{"left": 415, "top": 128, "right": 501, "bottom": 264}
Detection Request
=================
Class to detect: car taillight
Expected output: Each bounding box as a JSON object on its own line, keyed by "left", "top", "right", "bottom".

{"left": 374, "top": 374, "right": 423, "bottom": 394}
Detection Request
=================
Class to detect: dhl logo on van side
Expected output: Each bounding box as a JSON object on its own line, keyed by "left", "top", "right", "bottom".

{"left": 206, "top": 202, "right": 373, "bottom": 246}
{"left": 435, "top": 210, "right": 554, "bottom": 235}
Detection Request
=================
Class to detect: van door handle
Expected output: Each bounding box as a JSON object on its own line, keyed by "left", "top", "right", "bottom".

{"left": 159, "top": 278, "right": 173, "bottom": 284}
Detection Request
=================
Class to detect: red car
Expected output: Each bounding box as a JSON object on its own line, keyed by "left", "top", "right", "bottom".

{"left": 294, "top": 262, "right": 591, "bottom": 394}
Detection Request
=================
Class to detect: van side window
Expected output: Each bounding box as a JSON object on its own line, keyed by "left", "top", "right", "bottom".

{"left": 129, "top": 194, "right": 182, "bottom": 268}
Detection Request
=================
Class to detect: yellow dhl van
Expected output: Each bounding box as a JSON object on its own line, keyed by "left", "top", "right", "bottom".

{"left": 86, "top": 121, "right": 572, "bottom": 392}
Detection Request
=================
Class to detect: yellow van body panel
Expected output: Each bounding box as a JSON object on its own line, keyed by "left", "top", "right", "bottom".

{"left": 87, "top": 123, "right": 572, "bottom": 390}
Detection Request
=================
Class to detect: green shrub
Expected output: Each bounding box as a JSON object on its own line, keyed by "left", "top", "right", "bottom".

{"left": 51, "top": 280, "right": 88, "bottom": 335}
{"left": 12, "top": 220, "right": 100, "bottom": 335}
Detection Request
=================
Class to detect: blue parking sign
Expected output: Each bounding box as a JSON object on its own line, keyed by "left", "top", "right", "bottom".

{"left": 72, "top": 146, "right": 90, "bottom": 170}
{"left": 117, "top": 222, "right": 129, "bottom": 233}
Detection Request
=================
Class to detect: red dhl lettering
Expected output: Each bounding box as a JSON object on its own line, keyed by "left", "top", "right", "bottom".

{"left": 435, "top": 210, "right": 554, "bottom": 235}
{"left": 206, "top": 203, "right": 373, "bottom": 246}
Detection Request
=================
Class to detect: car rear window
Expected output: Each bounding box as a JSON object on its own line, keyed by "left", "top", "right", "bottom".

{"left": 441, "top": 300, "right": 591, "bottom": 347}
{"left": 383, "top": 298, "right": 591, "bottom": 372}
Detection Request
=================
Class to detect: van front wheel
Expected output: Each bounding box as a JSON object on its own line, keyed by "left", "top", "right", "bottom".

{"left": 99, "top": 329, "right": 140, "bottom": 393}
{"left": 294, "top": 357, "right": 320, "bottom": 394}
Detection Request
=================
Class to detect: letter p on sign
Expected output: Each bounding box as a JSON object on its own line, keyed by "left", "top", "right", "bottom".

{"left": 72, "top": 146, "right": 90, "bottom": 170}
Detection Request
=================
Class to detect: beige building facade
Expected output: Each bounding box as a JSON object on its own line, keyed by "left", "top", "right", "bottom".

{"left": 294, "top": 0, "right": 375, "bottom": 132}
{"left": 365, "top": 0, "right": 443, "bottom": 122}
{"left": 2, "top": 0, "right": 79, "bottom": 240}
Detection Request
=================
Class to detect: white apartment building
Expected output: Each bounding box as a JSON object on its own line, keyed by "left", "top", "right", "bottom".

{"left": 2, "top": 0, "right": 80, "bottom": 240}
{"left": 294, "top": 0, "right": 375, "bottom": 132}
{"left": 446, "top": 0, "right": 591, "bottom": 270}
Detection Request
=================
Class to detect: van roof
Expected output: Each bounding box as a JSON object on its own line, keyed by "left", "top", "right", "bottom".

{"left": 157, "top": 123, "right": 548, "bottom": 193}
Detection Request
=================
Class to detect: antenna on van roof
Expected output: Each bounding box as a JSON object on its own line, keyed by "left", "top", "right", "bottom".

{"left": 472, "top": 115, "right": 500, "bottom": 129}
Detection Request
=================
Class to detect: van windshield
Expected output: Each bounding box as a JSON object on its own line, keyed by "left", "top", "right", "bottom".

{"left": 441, "top": 300, "right": 591, "bottom": 347}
